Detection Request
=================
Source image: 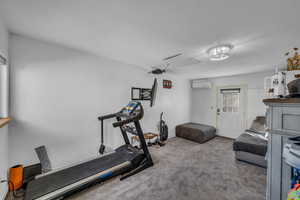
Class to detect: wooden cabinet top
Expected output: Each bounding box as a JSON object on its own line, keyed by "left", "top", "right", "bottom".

{"left": 263, "top": 98, "right": 300, "bottom": 105}
{"left": 0, "top": 117, "right": 11, "bottom": 128}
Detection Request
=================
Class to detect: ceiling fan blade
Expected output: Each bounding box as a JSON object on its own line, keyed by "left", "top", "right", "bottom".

{"left": 150, "top": 66, "right": 157, "bottom": 69}
{"left": 165, "top": 68, "right": 177, "bottom": 74}
{"left": 163, "top": 53, "right": 182, "bottom": 61}
{"left": 171, "top": 57, "right": 203, "bottom": 69}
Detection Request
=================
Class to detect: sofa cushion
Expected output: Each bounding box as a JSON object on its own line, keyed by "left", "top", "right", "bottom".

{"left": 233, "top": 132, "right": 267, "bottom": 156}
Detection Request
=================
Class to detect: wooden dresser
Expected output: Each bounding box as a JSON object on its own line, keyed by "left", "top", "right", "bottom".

{"left": 264, "top": 98, "right": 300, "bottom": 200}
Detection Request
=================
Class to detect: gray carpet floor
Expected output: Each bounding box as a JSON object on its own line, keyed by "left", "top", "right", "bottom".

{"left": 68, "top": 137, "right": 266, "bottom": 200}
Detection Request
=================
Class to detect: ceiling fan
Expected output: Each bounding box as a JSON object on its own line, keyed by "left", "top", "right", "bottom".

{"left": 148, "top": 53, "right": 182, "bottom": 75}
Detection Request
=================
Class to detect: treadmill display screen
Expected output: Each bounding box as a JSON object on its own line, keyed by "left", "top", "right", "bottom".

{"left": 122, "top": 101, "right": 139, "bottom": 116}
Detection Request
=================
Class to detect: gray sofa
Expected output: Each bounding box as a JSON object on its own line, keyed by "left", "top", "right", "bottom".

{"left": 233, "top": 116, "right": 268, "bottom": 168}
{"left": 176, "top": 123, "right": 216, "bottom": 143}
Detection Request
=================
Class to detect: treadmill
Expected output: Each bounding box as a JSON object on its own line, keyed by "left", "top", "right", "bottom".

{"left": 25, "top": 101, "right": 153, "bottom": 200}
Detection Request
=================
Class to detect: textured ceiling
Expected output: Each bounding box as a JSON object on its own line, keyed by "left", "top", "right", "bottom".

{"left": 1, "top": 0, "right": 299, "bottom": 78}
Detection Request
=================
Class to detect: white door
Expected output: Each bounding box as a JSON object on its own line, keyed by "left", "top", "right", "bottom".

{"left": 216, "top": 87, "right": 246, "bottom": 138}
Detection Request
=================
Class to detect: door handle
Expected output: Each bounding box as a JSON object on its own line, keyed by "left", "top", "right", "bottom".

{"left": 217, "top": 108, "right": 220, "bottom": 115}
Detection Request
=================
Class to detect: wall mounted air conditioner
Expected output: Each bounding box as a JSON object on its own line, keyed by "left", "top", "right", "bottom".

{"left": 191, "top": 79, "right": 212, "bottom": 89}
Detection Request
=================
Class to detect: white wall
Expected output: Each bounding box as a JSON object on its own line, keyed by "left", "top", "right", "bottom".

{"left": 191, "top": 71, "right": 272, "bottom": 137}
{"left": 0, "top": 21, "right": 8, "bottom": 57}
{"left": 0, "top": 18, "right": 9, "bottom": 200}
{"left": 0, "top": 126, "right": 8, "bottom": 200}
{"left": 8, "top": 34, "right": 191, "bottom": 169}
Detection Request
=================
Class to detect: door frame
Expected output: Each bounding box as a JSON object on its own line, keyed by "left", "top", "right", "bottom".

{"left": 215, "top": 84, "right": 248, "bottom": 133}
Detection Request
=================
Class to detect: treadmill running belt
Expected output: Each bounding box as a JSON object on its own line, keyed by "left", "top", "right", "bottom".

{"left": 25, "top": 151, "right": 138, "bottom": 200}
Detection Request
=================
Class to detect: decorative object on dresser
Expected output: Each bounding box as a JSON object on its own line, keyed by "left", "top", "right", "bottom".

{"left": 264, "top": 70, "right": 286, "bottom": 98}
{"left": 287, "top": 76, "right": 300, "bottom": 98}
{"left": 264, "top": 70, "right": 300, "bottom": 98}
{"left": 285, "top": 47, "right": 300, "bottom": 71}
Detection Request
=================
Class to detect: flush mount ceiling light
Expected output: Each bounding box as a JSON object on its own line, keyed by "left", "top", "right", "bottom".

{"left": 207, "top": 44, "right": 233, "bottom": 61}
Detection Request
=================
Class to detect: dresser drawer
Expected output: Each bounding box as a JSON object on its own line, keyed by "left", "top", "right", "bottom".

{"left": 282, "top": 114, "right": 300, "bottom": 132}
{"left": 272, "top": 106, "right": 300, "bottom": 133}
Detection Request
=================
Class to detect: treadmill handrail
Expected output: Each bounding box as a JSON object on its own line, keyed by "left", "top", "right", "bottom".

{"left": 98, "top": 113, "right": 117, "bottom": 121}
{"left": 113, "top": 105, "right": 144, "bottom": 128}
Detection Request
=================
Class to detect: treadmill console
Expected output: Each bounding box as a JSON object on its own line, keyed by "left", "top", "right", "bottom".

{"left": 121, "top": 101, "right": 140, "bottom": 116}
{"left": 112, "top": 101, "right": 144, "bottom": 128}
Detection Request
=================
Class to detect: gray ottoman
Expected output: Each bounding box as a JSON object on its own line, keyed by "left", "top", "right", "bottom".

{"left": 176, "top": 123, "right": 216, "bottom": 143}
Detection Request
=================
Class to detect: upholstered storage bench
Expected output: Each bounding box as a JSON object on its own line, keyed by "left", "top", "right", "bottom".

{"left": 175, "top": 123, "right": 216, "bottom": 143}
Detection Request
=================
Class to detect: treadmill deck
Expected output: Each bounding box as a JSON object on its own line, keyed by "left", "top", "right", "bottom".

{"left": 25, "top": 150, "right": 142, "bottom": 200}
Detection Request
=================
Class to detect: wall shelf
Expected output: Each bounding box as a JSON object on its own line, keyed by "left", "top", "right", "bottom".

{"left": 0, "top": 117, "right": 11, "bottom": 128}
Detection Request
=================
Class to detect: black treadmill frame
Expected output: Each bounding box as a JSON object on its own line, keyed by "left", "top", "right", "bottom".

{"left": 100, "top": 104, "right": 154, "bottom": 179}
{"left": 97, "top": 101, "right": 154, "bottom": 181}
{"left": 25, "top": 102, "right": 153, "bottom": 200}
{"left": 99, "top": 102, "right": 153, "bottom": 166}
{"left": 106, "top": 102, "right": 154, "bottom": 179}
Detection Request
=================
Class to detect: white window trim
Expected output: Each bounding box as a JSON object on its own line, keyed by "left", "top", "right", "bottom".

{"left": 222, "top": 91, "right": 240, "bottom": 113}
{"left": 0, "top": 54, "right": 9, "bottom": 118}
